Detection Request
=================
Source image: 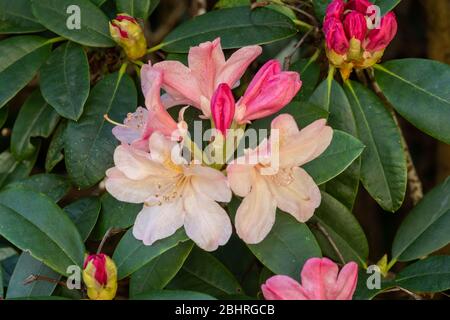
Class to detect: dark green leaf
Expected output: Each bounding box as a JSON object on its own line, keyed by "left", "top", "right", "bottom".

{"left": 247, "top": 212, "right": 321, "bottom": 278}
{"left": 11, "top": 90, "right": 60, "bottom": 160}
{"left": 91, "top": 193, "right": 141, "bottom": 240}
{"left": 344, "top": 80, "right": 407, "bottom": 212}
{"left": 116, "top": 0, "right": 159, "bottom": 19}
{"left": 132, "top": 289, "right": 216, "bottom": 300}
{"left": 167, "top": 247, "right": 243, "bottom": 297}
{"left": 0, "top": 148, "right": 39, "bottom": 189}
{"left": 395, "top": 256, "right": 450, "bottom": 293}
{"left": 0, "top": 188, "right": 85, "bottom": 275}
{"left": 64, "top": 197, "right": 101, "bottom": 241}
{"left": 312, "top": 0, "right": 332, "bottom": 21}
{"left": 375, "top": 59, "right": 450, "bottom": 144}
{"left": 113, "top": 228, "right": 190, "bottom": 280}
{"left": 65, "top": 72, "right": 137, "bottom": 189}
{"left": 353, "top": 270, "right": 396, "bottom": 300}
{"left": 45, "top": 120, "right": 66, "bottom": 172}
{"left": 31, "top": 0, "right": 115, "bottom": 47}
{"left": 130, "top": 241, "right": 193, "bottom": 297}
{"left": 310, "top": 192, "right": 369, "bottom": 266}
{"left": 90, "top": 0, "right": 108, "bottom": 6}
{"left": 0, "top": 106, "right": 8, "bottom": 128}
{"left": 304, "top": 130, "right": 364, "bottom": 186}
{"left": 40, "top": 42, "right": 90, "bottom": 120}
{"left": 392, "top": 177, "right": 450, "bottom": 261}
{"left": 0, "top": 0, "right": 46, "bottom": 34}
{"left": 6, "top": 252, "right": 59, "bottom": 299}
{"left": 0, "top": 36, "right": 51, "bottom": 108}
{"left": 372, "top": 0, "right": 402, "bottom": 15}
{"left": 290, "top": 59, "right": 320, "bottom": 102}
{"left": 161, "top": 7, "right": 298, "bottom": 53}
{"left": 5, "top": 173, "right": 71, "bottom": 202}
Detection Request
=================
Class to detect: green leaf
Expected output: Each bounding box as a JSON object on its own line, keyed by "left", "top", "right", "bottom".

{"left": 247, "top": 212, "right": 321, "bottom": 278}
{"left": 374, "top": 59, "right": 450, "bottom": 144}
{"left": 215, "top": 0, "right": 296, "bottom": 19}
{"left": 130, "top": 241, "right": 194, "bottom": 297}
{"left": 392, "top": 177, "right": 450, "bottom": 261}
{"left": 304, "top": 130, "right": 364, "bottom": 186}
{"left": 167, "top": 247, "right": 243, "bottom": 297}
{"left": 64, "top": 197, "right": 101, "bottom": 241}
{"left": 0, "top": 0, "right": 46, "bottom": 34}
{"left": 90, "top": 0, "right": 108, "bottom": 6}
{"left": 353, "top": 270, "right": 396, "bottom": 300}
{"left": 6, "top": 252, "right": 59, "bottom": 299}
{"left": 372, "top": 0, "right": 402, "bottom": 15}
{"left": 45, "top": 120, "right": 66, "bottom": 172}
{"left": 11, "top": 90, "right": 60, "bottom": 160}
{"left": 91, "top": 193, "right": 141, "bottom": 240}
{"left": 0, "top": 148, "right": 39, "bottom": 189}
{"left": 113, "top": 228, "right": 190, "bottom": 280}
{"left": 132, "top": 290, "right": 216, "bottom": 300}
{"left": 0, "top": 106, "right": 8, "bottom": 128}
{"left": 65, "top": 72, "right": 137, "bottom": 189}
{"left": 395, "top": 256, "right": 450, "bottom": 293}
{"left": 344, "top": 80, "right": 407, "bottom": 212}
{"left": 31, "top": 0, "right": 115, "bottom": 47}
{"left": 0, "top": 36, "right": 51, "bottom": 108}
{"left": 161, "top": 7, "right": 298, "bottom": 53}
{"left": 310, "top": 192, "right": 369, "bottom": 266}
{"left": 40, "top": 42, "right": 90, "bottom": 121}
{"left": 5, "top": 173, "right": 71, "bottom": 202}
{"left": 116, "top": 0, "right": 159, "bottom": 19}
{"left": 312, "top": 0, "right": 332, "bottom": 21}
{"left": 290, "top": 59, "right": 320, "bottom": 102}
{"left": 0, "top": 188, "right": 85, "bottom": 275}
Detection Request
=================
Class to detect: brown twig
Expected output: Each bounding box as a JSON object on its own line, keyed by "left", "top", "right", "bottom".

{"left": 316, "top": 222, "right": 346, "bottom": 265}
{"left": 367, "top": 68, "right": 424, "bottom": 205}
{"left": 283, "top": 27, "right": 314, "bottom": 70}
{"left": 24, "top": 275, "right": 67, "bottom": 288}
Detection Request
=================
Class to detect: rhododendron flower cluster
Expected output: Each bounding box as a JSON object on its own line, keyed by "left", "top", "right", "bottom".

{"left": 105, "top": 38, "right": 333, "bottom": 251}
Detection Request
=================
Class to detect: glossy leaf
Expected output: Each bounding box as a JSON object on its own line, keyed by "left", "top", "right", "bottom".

{"left": 312, "top": 0, "right": 332, "bottom": 21}
{"left": 0, "top": 0, "right": 45, "bottom": 34}
{"left": 167, "top": 247, "right": 243, "bottom": 297}
{"left": 6, "top": 252, "right": 59, "bottom": 299}
{"left": 45, "top": 121, "right": 66, "bottom": 172}
{"left": 290, "top": 59, "right": 320, "bottom": 102}
{"left": 5, "top": 173, "right": 71, "bottom": 202}
{"left": 310, "top": 192, "right": 369, "bottom": 266}
{"left": 130, "top": 241, "right": 194, "bottom": 297}
{"left": 395, "top": 256, "right": 450, "bottom": 293}
{"left": 91, "top": 193, "right": 141, "bottom": 240}
{"left": 0, "top": 149, "right": 39, "bottom": 189}
{"left": 0, "top": 188, "right": 85, "bottom": 275}
{"left": 0, "top": 36, "right": 51, "bottom": 108}
{"left": 161, "top": 7, "right": 297, "bottom": 53}
{"left": 372, "top": 0, "right": 402, "bottom": 15}
{"left": 375, "top": 59, "right": 450, "bottom": 144}
{"left": 31, "top": 0, "right": 115, "bottom": 47}
{"left": 116, "top": 0, "right": 159, "bottom": 19}
{"left": 353, "top": 270, "right": 396, "bottom": 300}
{"left": 64, "top": 197, "right": 101, "bottom": 241}
{"left": 65, "top": 72, "right": 137, "bottom": 189}
{"left": 304, "top": 130, "right": 364, "bottom": 186}
{"left": 40, "top": 42, "right": 90, "bottom": 121}
{"left": 392, "top": 177, "right": 450, "bottom": 261}
{"left": 0, "top": 106, "right": 8, "bottom": 128}
{"left": 133, "top": 290, "right": 216, "bottom": 300}
{"left": 113, "top": 228, "right": 190, "bottom": 280}
{"left": 345, "top": 80, "right": 407, "bottom": 212}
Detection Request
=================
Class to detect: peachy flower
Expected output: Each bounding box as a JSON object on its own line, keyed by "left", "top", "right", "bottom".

{"left": 105, "top": 132, "right": 233, "bottom": 251}
{"left": 227, "top": 114, "right": 333, "bottom": 244}
{"left": 109, "top": 14, "right": 147, "bottom": 60}
{"left": 83, "top": 254, "right": 118, "bottom": 300}
{"left": 150, "top": 38, "right": 262, "bottom": 117}
{"left": 262, "top": 257, "right": 358, "bottom": 300}
{"left": 323, "top": 0, "right": 398, "bottom": 79}
{"left": 235, "top": 60, "right": 302, "bottom": 124}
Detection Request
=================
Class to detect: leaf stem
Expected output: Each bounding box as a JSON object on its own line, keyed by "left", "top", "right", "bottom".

{"left": 316, "top": 222, "right": 346, "bottom": 265}
{"left": 44, "top": 36, "right": 66, "bottom": 45}
{"left": 293, "top": 19, "right": 314, "bottom": 31}
{"left": 147, "top": 43, "right": 165, "bottom": 53}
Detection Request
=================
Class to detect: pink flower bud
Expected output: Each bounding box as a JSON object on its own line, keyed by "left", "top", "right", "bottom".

{"left": 109, "top": 14, "right": 147, "bottom": 60}
{"left": 324, "top": 17, "right": 350, "bottom": 54}
{"left": 344, "top": 11, "right": 367, "bottom": 42}
{"left": 364, "top": 12, "right": 398, "bottom": 52}
{"left": 325, "top": 0, "right": 345, "bottom": 19}
{"left": 83, "top": 254, "right": 118, "bottom": 300}
{"left": 345, "top": 0, "right": 372, "bottom": 14}
{"left": 211, "top": 83, "right": 235, "bottom": 135}
{"left": 236, "top": 60, "right": 301, "bottom": 123}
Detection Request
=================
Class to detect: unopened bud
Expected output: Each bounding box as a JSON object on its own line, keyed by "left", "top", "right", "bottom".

{"left": 109, "top": 14, "right": 147, "bottom": 60}
{"left": 82, "top": 254, "right": 118, "bottom": 300}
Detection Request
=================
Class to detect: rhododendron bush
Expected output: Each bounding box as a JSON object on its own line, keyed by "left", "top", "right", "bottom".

{"left": 0, "top": 0, "right": 449, "bottom": 301}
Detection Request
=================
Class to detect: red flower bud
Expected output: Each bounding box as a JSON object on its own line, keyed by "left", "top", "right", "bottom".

{"left": 83, "top": 253, "right": 118, "bottom": 300}
{"left": 325, "top": 0, "right": 345, "bottom": 19}
{"left": 364, "top": 12, "right": 398, "bottom": 52}
{"left": 324, "top": 17, "right": 350, "bottom": 55}
{"left": 345, "top": 0, "right": 372, "bottom": 14}
{"left": 211, "top": 83, "right": 235, "bottom": 135}
{"left": 344, "top": 11, "right": 367, "bottom": 42}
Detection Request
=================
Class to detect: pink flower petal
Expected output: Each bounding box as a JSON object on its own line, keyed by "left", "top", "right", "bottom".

{"left": 262, "top": 275, "right": 309, "bottom": 300}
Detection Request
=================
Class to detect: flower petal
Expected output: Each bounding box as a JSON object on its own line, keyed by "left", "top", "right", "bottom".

{"left": 335, "top": 261, "right": 358, "bottom": 300}
{"left": 226, "top": 161, "right": 255, "bottom": 197}
{"left": 105, "top": 168, "right": 158, "bottom": 203}
{"left": 187, "top": 165, "right": 232, "bottom": 203}
{"left": 113, "top": 145, "right": 165, "bottom": 180}
{"left": 235, "top": 177, "right": 277, "bottom": 244}
{"left": 262, "top": 275, "right": 309, "bottom": 300}
{"left": 183, "top": 189, "right": 232, "bottom": 251}
{"left": 133, "top": 200, "right": 185, "bottom": 246}
{"left": 269, "top": 167, "right": 321, "bottom": 223}
{"left": 300, "top": 257, "right": 340, "bottom": 300}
